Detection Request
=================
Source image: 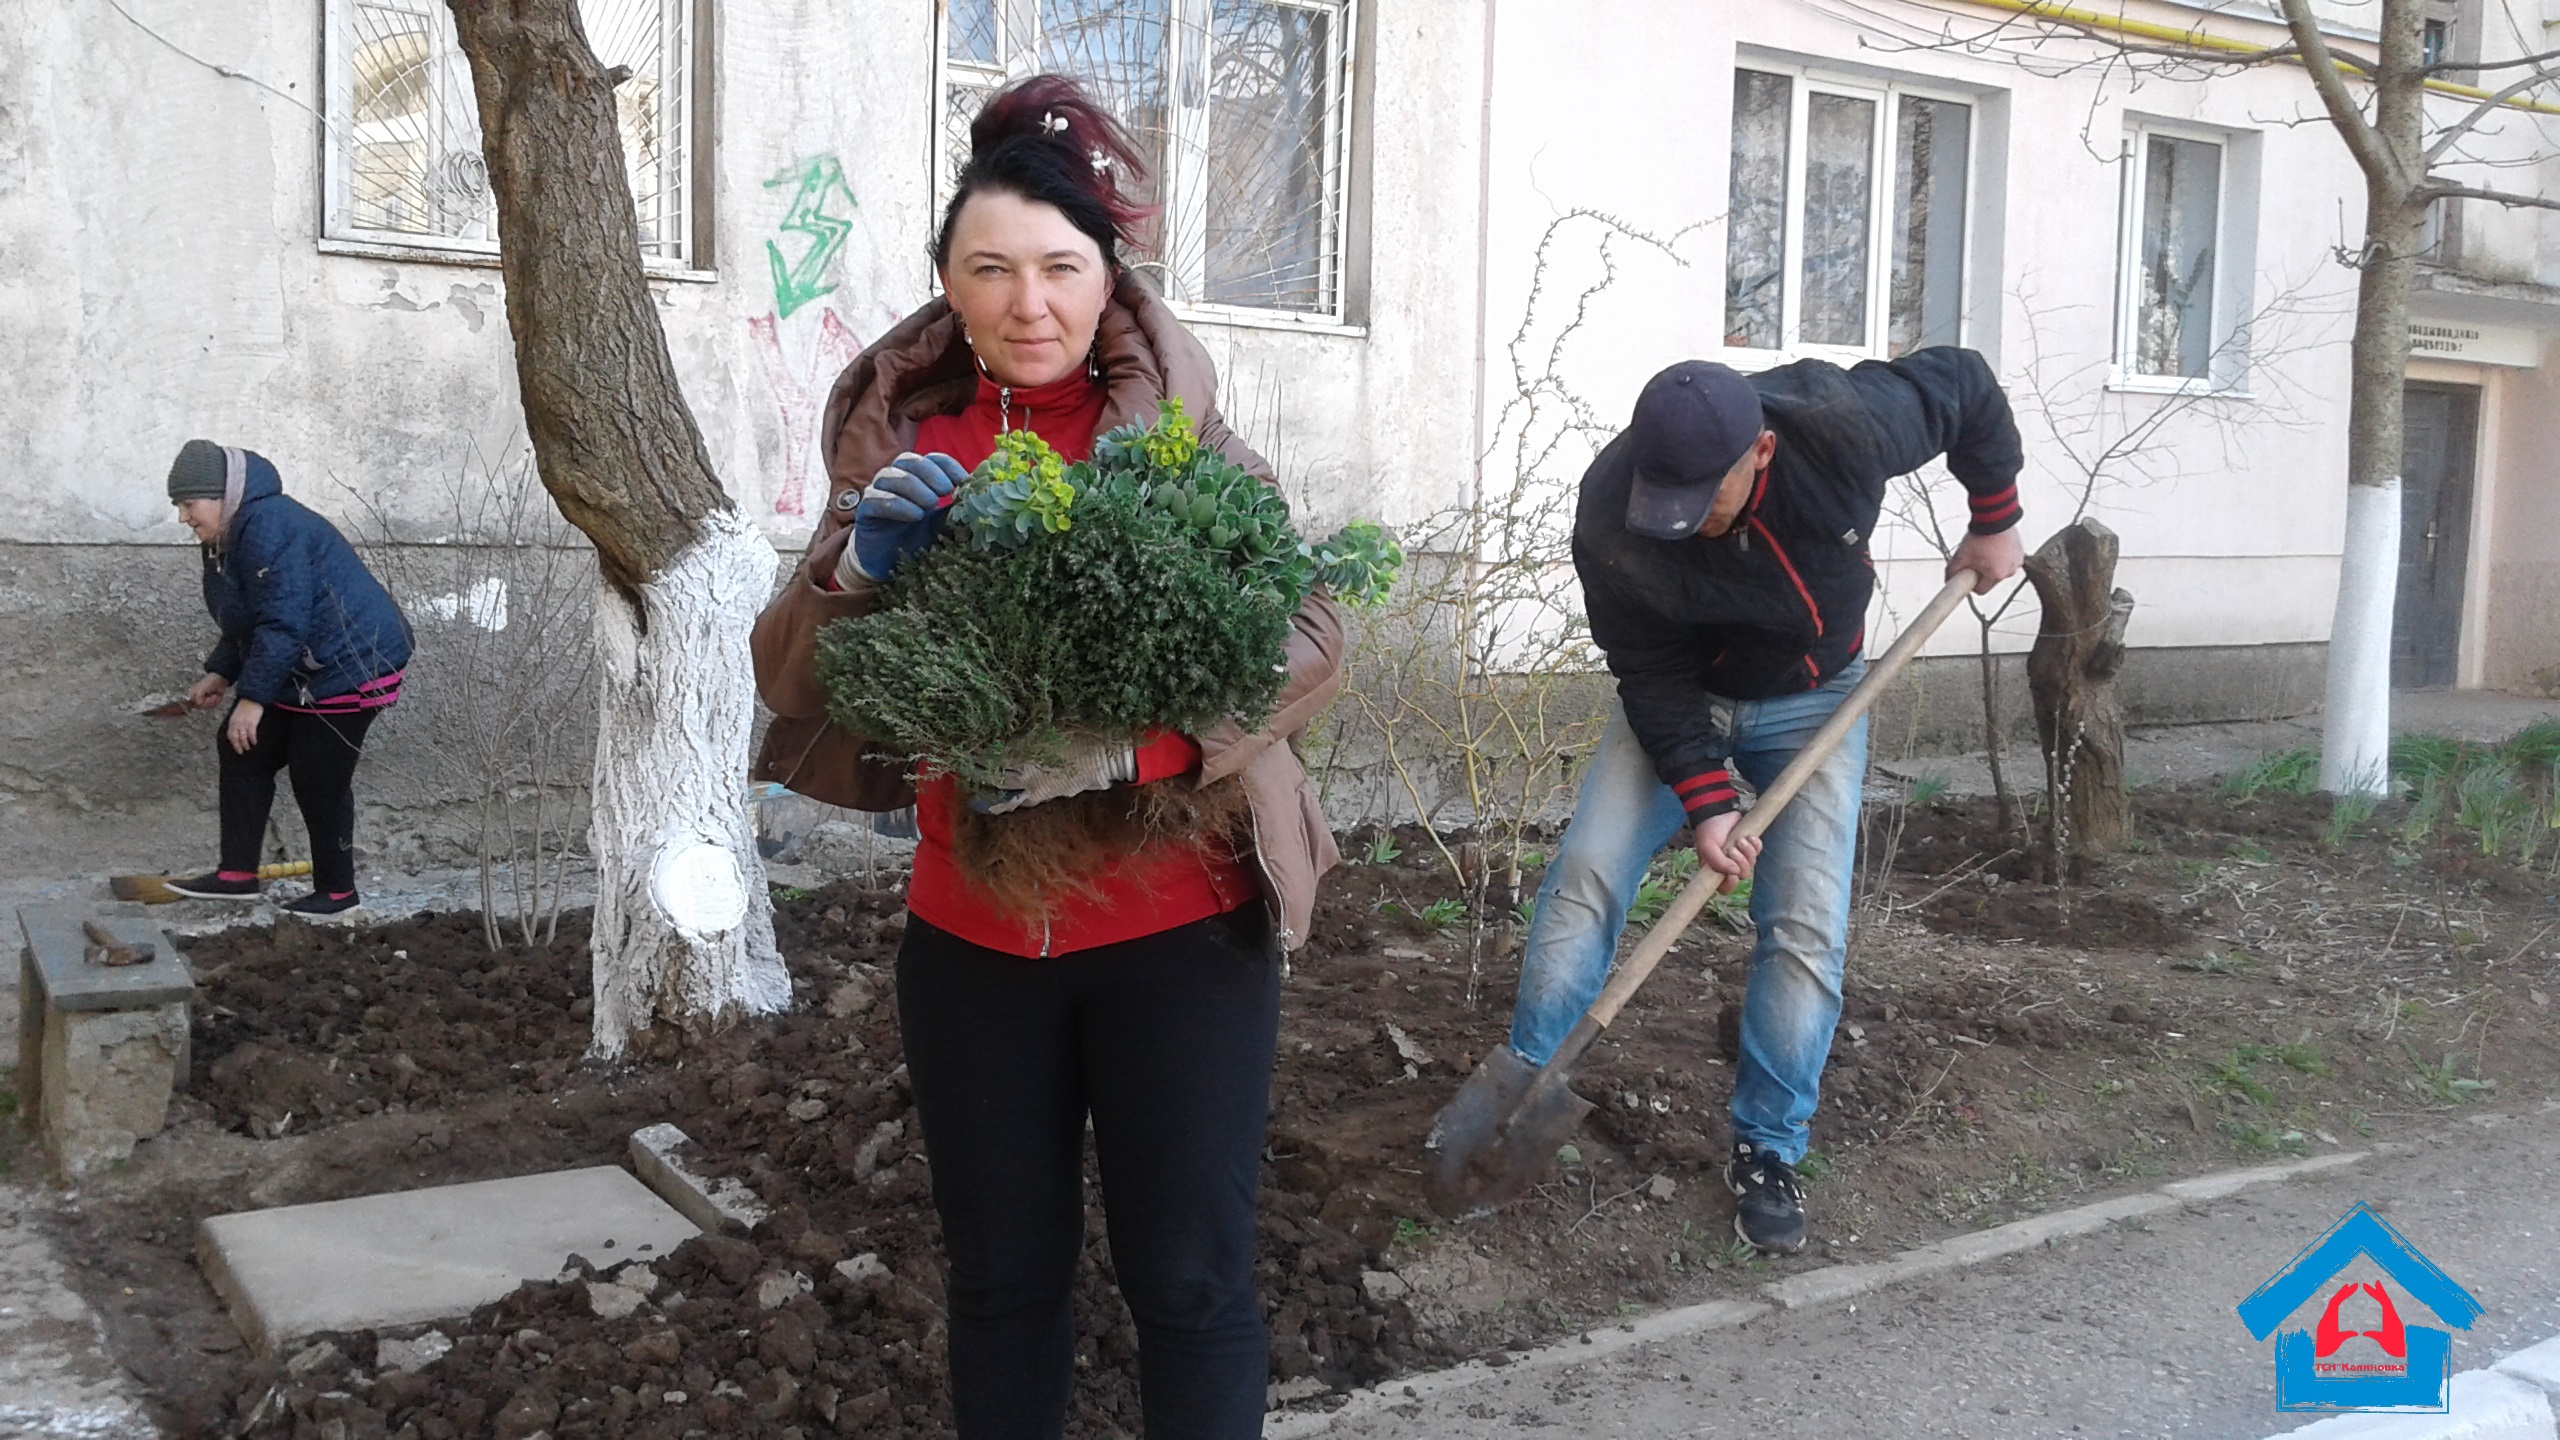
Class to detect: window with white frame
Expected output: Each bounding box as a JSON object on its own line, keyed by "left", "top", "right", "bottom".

{"left": 1725, "top": 65, "right": 1972, "bottom": 360}
{"left": 939, "top": 0, "right": 1358, "bottom": 322}
{"left": 2115, "top": 123, "right": 2225, "bottom": 381}
{"left": 324, "top": 0, "right": 700, "bottom": 265}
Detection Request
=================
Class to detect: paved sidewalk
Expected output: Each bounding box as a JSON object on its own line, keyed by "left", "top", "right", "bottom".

{"left": 0, "top": 1181, "right": 157, "bottom": 1440}
{"left": 1880, "top": 690, "right": 2558, "bottom": 799}
{"left": 1309, "top": 1104, "right": 2560, "bottom": 1439}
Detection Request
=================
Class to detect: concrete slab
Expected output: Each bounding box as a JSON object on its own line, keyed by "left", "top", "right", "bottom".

{"left": 2497, "top": 1336, "right": 2560, "bottom": 1401}
{"left": 629, "top": 1122, "right": 769, "bottom": 1234}
{"left": 2268, "top": 1368, "right": 2555, "bottom": 1439}
{"left": 197, "top": 1166, "right": 699, "bottom": 1354}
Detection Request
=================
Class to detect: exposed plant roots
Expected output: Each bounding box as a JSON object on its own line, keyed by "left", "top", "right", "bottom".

{"left": 950, "top": 773, "right": 1256, "bottom": 917}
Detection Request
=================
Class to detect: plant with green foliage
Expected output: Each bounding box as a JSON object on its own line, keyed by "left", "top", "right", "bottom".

{"left": 816, "top": 401, "right": 1400, "bottom": 791}
{"left": 2223, "top": 746, "right": 2320, "bottom": 800}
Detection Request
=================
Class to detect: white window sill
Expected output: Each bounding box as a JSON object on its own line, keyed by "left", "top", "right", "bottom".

{"left": 1171, "top": 302, "right": 1367, "bottom": 339}
{"left": 316, "top": 235, "right": 718, "bottom": 285}
{"left": 1717, "top": 345, "right": 1898, "bottom": 373}
{"left": 2103, "top": 371, "right": 2255, "bottom": 400}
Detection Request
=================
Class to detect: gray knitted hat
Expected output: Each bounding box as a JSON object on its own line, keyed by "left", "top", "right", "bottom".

{"left": 167, "top": 439, "right": 228, "bottom": 502}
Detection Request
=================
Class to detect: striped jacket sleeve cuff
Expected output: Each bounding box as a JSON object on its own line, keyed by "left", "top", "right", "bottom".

{"left": 1673, "top": 768, "right": 1740, "bottom": 821}
{"left": 1966, "top": 482, "right": 2022, "bottom": 535}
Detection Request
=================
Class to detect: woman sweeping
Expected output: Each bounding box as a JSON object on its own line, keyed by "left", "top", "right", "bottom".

{"left": 165, "top": 440, "right": 410, "bottom": 915}
{"left": 751, "top": 76, "right": 1343, "bottom": 1439}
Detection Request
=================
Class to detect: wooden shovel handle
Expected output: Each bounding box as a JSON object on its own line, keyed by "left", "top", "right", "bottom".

{"left": 1576, "top": 570, "right": 1978, "bottom": 1034}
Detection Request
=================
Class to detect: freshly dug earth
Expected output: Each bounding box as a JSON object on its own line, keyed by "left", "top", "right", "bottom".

{"left": 43, "top": 785, "right": 2560, "bottom": 1439}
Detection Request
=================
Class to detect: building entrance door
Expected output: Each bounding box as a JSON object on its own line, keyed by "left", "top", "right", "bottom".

{"left": 2392, "top": 383, "right": 2480, "bottom": 689}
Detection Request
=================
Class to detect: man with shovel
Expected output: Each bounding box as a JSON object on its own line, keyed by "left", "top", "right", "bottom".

{"left": 1486, "top": 352, "right": 2026, "bottom": 1253}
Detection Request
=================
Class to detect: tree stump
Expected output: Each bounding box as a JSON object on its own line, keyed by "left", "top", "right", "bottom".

{"left": 2024, "top": 520, "right": 2135, "bottom": 863}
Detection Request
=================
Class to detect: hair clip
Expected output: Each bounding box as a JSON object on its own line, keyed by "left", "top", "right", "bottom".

{"left": 1041, "top": 110, "right": 1069, "bottom": 135}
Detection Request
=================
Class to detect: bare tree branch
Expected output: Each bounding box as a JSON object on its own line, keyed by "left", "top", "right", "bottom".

{"left": 2420, "top": 46, "right": 2560, "bottom": 75}
{"left": 2425, "top": 64, "right": 2560, "bottom": 162}
{"left": 2278, "top": 0, "right": 2407, "bottom": 190}
{"left": 2418, "top": 180, "right": 2560, "bottom": 211}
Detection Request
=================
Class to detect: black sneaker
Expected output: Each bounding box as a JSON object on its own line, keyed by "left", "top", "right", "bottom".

{"left": 165, "top": 871, "right": 261, "bottom": 901}
{"left": 282, "top": 891, "right": 361, "bottom": 917}
{"left": 1726, "top": 1142, "right": 1808, "bottom": 1254}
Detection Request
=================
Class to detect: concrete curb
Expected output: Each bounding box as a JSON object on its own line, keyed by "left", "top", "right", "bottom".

{"left": 1264, "top": 1148, "right": 2374, "bottom": 1437}
{"left": 1263, "top": 1301, "right": 1768, "bottom": 1439}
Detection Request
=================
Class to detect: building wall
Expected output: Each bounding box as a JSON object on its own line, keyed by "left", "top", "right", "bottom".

{"left": 2, "top": 0, "right": 2552, "bottom": 879}
{"left": 0, "top": 0, "right": 1491, "bottom": 877}
{"left": 1474, "top": 0, "right": 2371, "bottom": 670}
{"left": 2473, "top": 340, "right": 2560, "bottom": 694}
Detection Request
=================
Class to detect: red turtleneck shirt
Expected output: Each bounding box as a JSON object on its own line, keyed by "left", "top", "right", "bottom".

{"left": 895, "top": 368, "right": 1259, "bottom": 957}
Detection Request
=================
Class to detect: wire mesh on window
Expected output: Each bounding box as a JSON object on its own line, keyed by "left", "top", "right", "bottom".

{"left": 1724, "top": 70, "right": 1790, "bottom": 350}
{"left": 338, "top": 0, "right": 690, "bottom": 262}
{"left": 936, "top": 0, "right": 1353, "bottom": 317}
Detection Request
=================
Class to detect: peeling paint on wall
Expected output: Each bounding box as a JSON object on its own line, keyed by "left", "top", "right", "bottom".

{"left": 423, "top": 576, "right": 509, "bottom": 631}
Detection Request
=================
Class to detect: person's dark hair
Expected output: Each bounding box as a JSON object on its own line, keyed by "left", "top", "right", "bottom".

{"left": 933, "top": 74, "right": 1154, "bottom": 272}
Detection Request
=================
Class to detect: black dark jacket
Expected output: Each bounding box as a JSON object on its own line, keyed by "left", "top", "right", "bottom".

{"left": 1573, "top": 347, "right": 2023, "bottom": 820}
{"left": 202, "top": 451, "right": 413, "bottom": 706}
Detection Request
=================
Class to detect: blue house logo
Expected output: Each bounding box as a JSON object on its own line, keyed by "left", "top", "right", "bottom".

{"left": 2236, "top": 1202, "right": 2484, "bottom": 1412}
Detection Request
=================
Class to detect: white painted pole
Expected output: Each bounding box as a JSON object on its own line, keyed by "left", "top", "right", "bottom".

{"left": 2320, "top": 480, "right": 2401, "bottom": 797}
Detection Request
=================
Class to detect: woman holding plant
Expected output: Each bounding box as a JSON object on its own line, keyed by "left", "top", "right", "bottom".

{"left": 750, "top": 76, "right": 1355, "bottom": 1439}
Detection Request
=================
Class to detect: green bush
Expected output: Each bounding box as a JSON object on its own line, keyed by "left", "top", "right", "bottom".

{"left": 817, "top": 402, "right": 1400, "bottom": 791}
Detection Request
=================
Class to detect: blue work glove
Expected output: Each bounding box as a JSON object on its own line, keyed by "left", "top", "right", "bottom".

{"left": 839, "top": 452, "right": 969, "bottom": 586}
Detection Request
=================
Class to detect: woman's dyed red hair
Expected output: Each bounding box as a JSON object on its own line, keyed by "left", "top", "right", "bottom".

{"left": 937, "top": 74, "right": 1158, "bottom": 268}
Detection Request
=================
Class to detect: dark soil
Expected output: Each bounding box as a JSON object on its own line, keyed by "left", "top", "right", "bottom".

{"left": 41, "top": 784, "right": 2560, "bottom": 1439}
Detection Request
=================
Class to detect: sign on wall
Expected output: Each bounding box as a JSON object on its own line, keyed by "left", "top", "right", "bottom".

{"left": 2406, "top": 320, "right": 2545, "bottom": 367}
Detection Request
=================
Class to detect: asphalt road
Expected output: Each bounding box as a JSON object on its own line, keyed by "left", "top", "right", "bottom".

{"left": 1315, "top": 1101, "right": 2560, "bottom": 1440}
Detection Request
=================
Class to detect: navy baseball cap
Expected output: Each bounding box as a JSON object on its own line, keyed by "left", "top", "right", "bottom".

{"left": 1624, "top": 361, "right": 1765, "bottom": 540}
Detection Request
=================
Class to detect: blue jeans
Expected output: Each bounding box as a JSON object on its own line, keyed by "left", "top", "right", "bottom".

{"left": 1508, "top": 661, "right": 1866, "bottom": 1165}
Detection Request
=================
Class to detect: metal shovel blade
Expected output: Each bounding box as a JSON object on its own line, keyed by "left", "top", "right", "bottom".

{"left": 1422, "top": 1047, "right": 1596, "bottom": 1219}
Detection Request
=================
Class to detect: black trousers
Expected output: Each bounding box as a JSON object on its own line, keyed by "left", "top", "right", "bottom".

{"left": 217, "top": 705, "right": 378, "bottom": 895}
{"left": 896, "top": 905, "right": 1281, "bottom": 1440}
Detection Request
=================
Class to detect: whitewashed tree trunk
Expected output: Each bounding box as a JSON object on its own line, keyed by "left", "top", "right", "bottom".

{"left": 2321, "top": 481, "right": 2400, "bottom": 797}
{"left": 588, "top": 508, "right": 790, "bottom": 1056}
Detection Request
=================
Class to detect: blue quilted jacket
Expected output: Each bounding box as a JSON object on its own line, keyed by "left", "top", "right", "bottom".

{"left": 201, "top": 452, "right": 412, "bottom": 706}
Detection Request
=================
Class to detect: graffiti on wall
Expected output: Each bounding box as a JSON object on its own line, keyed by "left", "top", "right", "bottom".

{"left": 752, "top": 154, "right": 868, "bottom": 519}
{"left": 763, "top": 155, "right": 856, "bottom": 320}
{"left": 748, "top": 306, "right": 864, "bottom": 520}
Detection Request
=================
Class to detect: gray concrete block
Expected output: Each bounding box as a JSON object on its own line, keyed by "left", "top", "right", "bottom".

{"left": 1930, "top": 1193, "right": 2178, "bottom": 1263}
{"left": 197, "top": 1165, "right": 699, "bottom": 1354}
{"left": 2266, "top": 1368, "right": 2554, "bottom": 1439}
{"left": 41, "top": 1002, "right": 187, "bottom": 1177}
{"left": 2164, "top": 1151, "right": 2368, "bottom": 1201}
{"left": 2495, "top": 1337, "right": 2560, "bottom": 1400}
{"left": 629, "top": 1122, "right": 770, "bottom": 1234}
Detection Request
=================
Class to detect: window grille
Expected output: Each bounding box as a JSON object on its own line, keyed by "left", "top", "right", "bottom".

{"left": 936, "top": 0, "right": 1359, "bottom": 323}
{"left": 324, "top": 0, "right": 697, "bottom": 265}
{"left": 1724, "top": 66, "right": 1970, "bottom": 360}
{"left": 2116, "top": 126, "right": 2225, "bottom": 381}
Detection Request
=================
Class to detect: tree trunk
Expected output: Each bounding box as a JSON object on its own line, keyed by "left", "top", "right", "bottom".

{"left": 447, "top": 0, "right": 787, "bottom": 1055}
{"left": 2280, "top": 0, "right": 2430, "bottom": 797}
{"left": 2322, "top": 174, "right": 2427, "bottom": 797}
{"left": 2023, "top": 521, "right": 2134, "bottom": 864}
